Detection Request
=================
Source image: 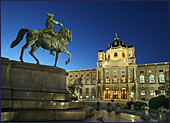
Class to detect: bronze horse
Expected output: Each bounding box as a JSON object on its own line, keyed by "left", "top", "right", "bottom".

{"left": 11, "top": 28, "right": 72, "bottom": 67}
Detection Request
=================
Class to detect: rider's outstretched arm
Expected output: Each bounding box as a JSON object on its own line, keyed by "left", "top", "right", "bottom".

{"left": 53, "top": 20, "right": 64, "bottom": 27}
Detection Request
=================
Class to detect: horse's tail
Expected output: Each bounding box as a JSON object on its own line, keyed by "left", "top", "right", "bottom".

{"left": 11, "top": 28, "right": 29, "bottom": 48}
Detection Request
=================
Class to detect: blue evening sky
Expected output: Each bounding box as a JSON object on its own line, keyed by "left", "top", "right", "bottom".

{"left": 1, "top": 1, "right": 169, "bottom": 70}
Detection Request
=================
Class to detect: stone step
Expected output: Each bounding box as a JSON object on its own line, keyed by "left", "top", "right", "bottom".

{"left": 1, "top": 107, "right": 94, "bottom": 121}
{"left": 1, "top": 100, "right": 84, "bottom": 109}
{"left": 1, "top": 88, "right": 71, "bottom": 101}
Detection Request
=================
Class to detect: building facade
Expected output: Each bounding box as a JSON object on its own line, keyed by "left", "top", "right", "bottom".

{"left": 66, "top": 34, "right": 169, "bottom": 101}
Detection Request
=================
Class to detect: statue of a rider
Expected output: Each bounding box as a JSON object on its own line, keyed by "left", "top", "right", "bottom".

{"left": 43, "top": 13, "right": 64, "bottom": 55}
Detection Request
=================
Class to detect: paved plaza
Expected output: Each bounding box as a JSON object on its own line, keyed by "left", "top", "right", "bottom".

{"left": 83, "top": 110, "right": 158, "bottom": 122}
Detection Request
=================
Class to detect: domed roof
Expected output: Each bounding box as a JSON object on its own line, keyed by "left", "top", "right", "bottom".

{"left": 107, "top": 33, "right": 127, "bottom": 50}
{"left": 98, "top": 50, "right": 104, "bottom": 52}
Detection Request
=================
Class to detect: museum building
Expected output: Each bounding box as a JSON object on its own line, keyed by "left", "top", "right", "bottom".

{"left": 66, "top": 34, "right": 169, "bottom": 101}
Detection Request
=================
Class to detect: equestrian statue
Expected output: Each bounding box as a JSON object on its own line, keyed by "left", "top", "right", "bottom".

{"left": 11, "top": 13, "right": 72, "bottom": 67}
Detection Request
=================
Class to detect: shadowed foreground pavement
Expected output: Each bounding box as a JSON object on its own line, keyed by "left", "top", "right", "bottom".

{"left": 83, "top": 110, "right": 158, "bottom": 122}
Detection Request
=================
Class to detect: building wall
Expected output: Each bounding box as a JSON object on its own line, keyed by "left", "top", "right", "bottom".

{"left": 136, "top": 62, "right": 169, "bottom": 101}
{"left": 67, "top": 69, "right": 97, "bottom": 100}
{"left": 66, "top": 35, "right": 169, "bottom": 101}
{"left": 67, "top": 62, "right": 169, "bottom": 101}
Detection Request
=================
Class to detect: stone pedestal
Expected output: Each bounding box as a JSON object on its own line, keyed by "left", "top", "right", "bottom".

{"left": 1, "top": 57, "right": 94, "bottom": 121}
{"left": 141, "top": 105, "right": 150, "bottom": 120}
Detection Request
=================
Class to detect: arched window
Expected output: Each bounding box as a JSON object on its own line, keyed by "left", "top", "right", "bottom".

{"left": 122, "top": 52, "right": 125, "bottom": 58}
{"left": 140, "top": 88, "right": 145, "bottom": 96}
{"left": 140, "top": 75, "right": 145, "bottom": 83}
{"left": 92, "top": 88, "right": 96, "bottom": 98}
{"left": 86, "top": 79, "right": 90, "bottom": 85}
{"left": 92, "top": 79, "right": 96, "bottom": 84}
{"left": 149, "top": 75, "right": 155, "bottom": 83}
{"left": 159, "top": 74, "right": 165, "bottom": 83}
{"left": 114, "top": 52, "right": 118, "bottom": 57}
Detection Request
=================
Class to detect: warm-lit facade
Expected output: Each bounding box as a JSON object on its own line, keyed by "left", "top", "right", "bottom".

{"left": 66, "top": 34, "right": 169, "bottom": 101}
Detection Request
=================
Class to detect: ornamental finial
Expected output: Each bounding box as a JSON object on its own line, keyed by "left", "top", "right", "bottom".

{"left": 115, "top": 33, "right": 118, "bottom": 37}
{"left": 114, "top": 32, "right": 119, "bottom": 40}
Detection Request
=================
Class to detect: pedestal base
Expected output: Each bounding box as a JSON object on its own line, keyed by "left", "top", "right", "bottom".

{"left": 1, "top": 57, "right": 94, "bottom": 121}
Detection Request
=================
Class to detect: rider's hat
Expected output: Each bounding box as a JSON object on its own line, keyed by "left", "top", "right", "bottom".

{"left": 47, "top": 13, "right": 54, "bottom": 17}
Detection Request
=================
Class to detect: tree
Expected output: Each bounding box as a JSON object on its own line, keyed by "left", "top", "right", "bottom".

{"left": 67, "top": 77, "right": 83, "bottom": 100}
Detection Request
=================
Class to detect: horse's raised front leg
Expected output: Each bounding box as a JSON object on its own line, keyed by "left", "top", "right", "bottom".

{"left": 54, "top": 51, "right": 60, "bottom": 67}
{"left": 29, "top": 43, "right": 40, "bottom": 64}
{"left": 63, "top": 49, "right": 71, "bottom": 65}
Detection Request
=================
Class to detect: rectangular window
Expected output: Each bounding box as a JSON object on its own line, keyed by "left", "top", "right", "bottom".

{"left": 113, "top": 76, "right": 118, "bottom": 83}
{"left": 159, "top": 75, "right": 165, "bottom": 83}
{"left": 106, "top": 78, "right": 110, "bottom": 83}
{"left": 140, "top": 70, "right": 144, "bottom": 73}
{"left": 140, "top": 90, "right": 145, "bottom": 96}
{"left": 121, "top": 77, "right": 126, "bottom": 82}
{"left": 92, "top": 96, "right": 95, "bottom": 99}
{"left": 159, "top": 70, "right": 164, "bottom": 72}
{"left": 81, "top": 80, "right": 83, "bottom": 84}
{"left": 86, "top": 96, "right": 89, "bottom": 98}
{"left": 149, "top": 75, "right": 155, "bottom": 83}
{"left": 150, "top": 90, "right": 154, "bottom": 96}
{"left": 160, "top": 90, "right": 166, "bottom": 95}
{"left": 86, "top": 79, "right": 90, "bottom": 84}
{"left": 92, "top": 79, "right": 96, "bottom": 84}
{"left": 149, "top": 70, "right": 153, "bottom": 73}
{"left": 122, "top": 70, "right": 126, "bottom": 73}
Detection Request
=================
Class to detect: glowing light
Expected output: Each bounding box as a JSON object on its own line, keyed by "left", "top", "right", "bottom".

{"left": 131, "top": 119, "right": 135, "bottom": 122}
{"left": 130, "top": 92, "right": 134, "bottom": 97}
{"left": 61, "top": 102, "right": 64, "bottom": 106}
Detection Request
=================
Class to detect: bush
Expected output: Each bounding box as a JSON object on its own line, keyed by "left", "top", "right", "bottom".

{"left": 149, "top": 97, "right": 169, "bottom": 109}
{"left": 135, "top": 101, "right": 148, "bottom": 109}
{"left": 158, "top": 95, "right": 166, "bottom": 98}
{"left": 134, "top": 106, "right": 141, "bottom": 110}
{"left": 127, "top": 101, "right": 135, "bottom": 109}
